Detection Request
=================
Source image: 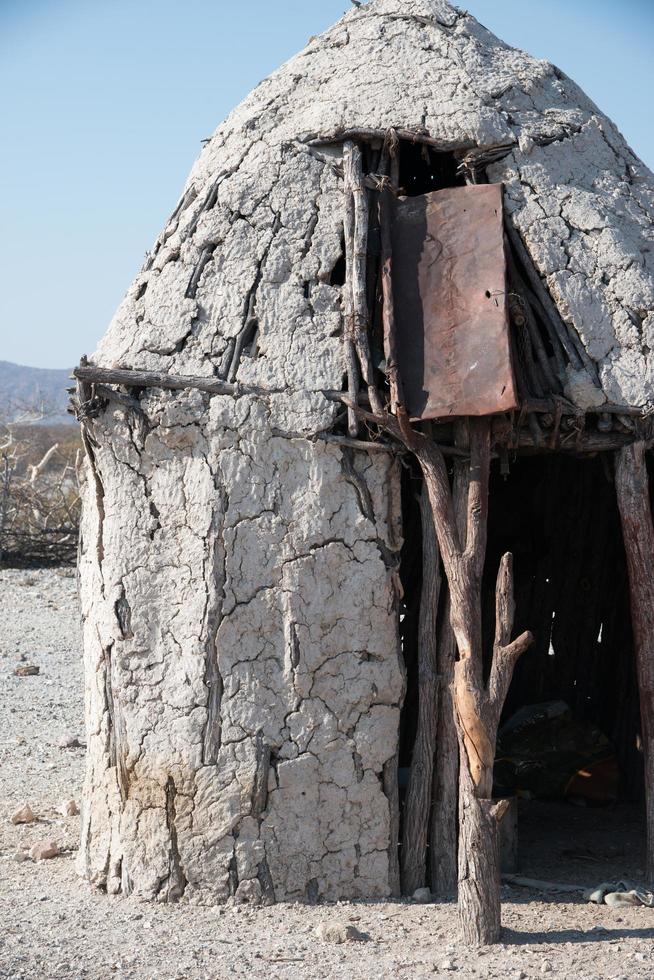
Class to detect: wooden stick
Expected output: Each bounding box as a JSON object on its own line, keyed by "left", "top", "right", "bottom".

{"left": 343, "top": 141, "right": 360, "bottom": 437}
{"left": 453, "top": 548, "right": 532, "bottom": 946}
{"left": 519, "top": 398, "right": 643, "bottom": 417}
{"left": 615, "top": 441, "right": 654, "bottom": 880}
{"left": 527, "top": 411, "right": 544, "bottom": 448}
{"left": 344, "top": 142, "right": 384, "bottom": 416}
{"left": 73, "top": 364, "right": 283, "bottom": 400}
{"left": 504, "top": 218, "right": 586, "bottom": 373}
{"left": 549, "top": 398, "right": 563, "bottom": 450}
{"left": 401, "top": 484, "right": 442, "bottom": 895}
{"left": 492, "top": 416, "right": 639, "bottom": 454}
{"left": 77, "top": 354, "right": 93, "bottom": 396}
{"left": 335, "top": 397, "right": 469, "bottom": 456}
{"left": 487, "top": 553, "right": 533, "bottom": 730}
{"left": 316, "top": 433, "right": 397, "bottom": 454}
{"left": 379, "top": 185, "right": 407, "bottom": 421}
{"left": 387, "top": 129, "right": 401, "bottom": 189}
{"left": 73, "top": 364, "right": 646, "bottom": 458}
{"left": 430, "top": 422, "right": 468, "bottom": 897}
{"left": 307, "top": 128, "right": 474, "bottom": 153}
{"left": 463, "top": 419, "right": 491, "bottom": 577}
{"left": 505, "top": 236, "right": 567, "bottom": 379}
{"left": 507, "top": 257, "right": 562, "bottom": 394}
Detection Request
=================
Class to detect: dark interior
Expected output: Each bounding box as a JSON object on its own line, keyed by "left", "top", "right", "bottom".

{"left": 398, "top": 451, "right": 645, "bottom": 879}
{"left": 484, "top": 453, "right": 641, "bottom": 800}
{"left": 397, "top": 141, "right": 466, "bottom": 196}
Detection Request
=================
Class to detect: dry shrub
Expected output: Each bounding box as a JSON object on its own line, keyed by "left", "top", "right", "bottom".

{"left": 0, "top": 412, "right": 82, "bottom": 566}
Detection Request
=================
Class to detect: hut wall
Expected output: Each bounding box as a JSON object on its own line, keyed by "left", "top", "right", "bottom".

{"left": 77, "top": 390, "right": 404, "bottom": 903}
{"left": 76, "top": 140, "right": 407, "bottom": 903}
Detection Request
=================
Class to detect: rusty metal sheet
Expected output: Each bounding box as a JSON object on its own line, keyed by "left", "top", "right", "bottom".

{"left": 391, "top": 183, "right": 517, "bottom": 419}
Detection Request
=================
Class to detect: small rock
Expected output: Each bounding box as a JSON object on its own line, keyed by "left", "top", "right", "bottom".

{"left": 60, "top": 799, "right": 79, "bottom": 817}
{"left": 314, "top": 921, "right": 367, "bottom": 944}
{"left": 29, "top": 839, "right": 60, "bottom": 861}
{"left": 439, "top": 960, "right": 456, "bottom": 972}
{"left": 513, "top": 972, "right": 527, "bottom": 980}
{"left": 10, "top": 803, "right": 37, "bottom": 825}
{"left": 413, "top": 886, "right": 432, "bottom": 903}
{"left": 541, "top": 961, "right": 553, "bottom": 974}
{"left": 14, "top": 664, "right": 39, "bottom": 676}
{"left": 234, "top": 878, "right": 262, "bottom": 905}
{"left": 13, "top": 850, "right": 29, "bottom": 863}
{"left": 58, "top": 733, "right": 80, "bottom": 749}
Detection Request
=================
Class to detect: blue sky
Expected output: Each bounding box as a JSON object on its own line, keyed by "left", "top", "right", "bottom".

{"left": 1, "top": 0, "right": 652, "bottom": 370}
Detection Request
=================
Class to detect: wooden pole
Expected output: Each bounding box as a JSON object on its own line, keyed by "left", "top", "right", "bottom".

{"left": 344, "top": 142, "right": 384, "bottom": 417}
{"left": 430, "top": 426, "right": 468, "bottom": 897}
{"left": 401, "top": 484, "right": 442, "bottom": 895}
{"left": 455, "top": 552, "right": 532, "bottom": 944}
{"left": 615, "top": 441, "right": 654, "bottom": 881}
{"left": 379, "top": 185, "right": 405, "bottom": 419}
{"left": 342, "top": 141, "right": 360, "bottom": 437}
{"left": 408, "top": 427, "right": 532, "bottom": 944}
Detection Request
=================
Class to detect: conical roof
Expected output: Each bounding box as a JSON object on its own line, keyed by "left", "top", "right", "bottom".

{"left": 97, "top": 0, "right": 654, "bottom": 410}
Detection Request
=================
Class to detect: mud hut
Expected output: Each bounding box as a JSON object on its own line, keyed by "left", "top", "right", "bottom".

{"left": 74, "top": 0, "right": 654, "bottom": 945}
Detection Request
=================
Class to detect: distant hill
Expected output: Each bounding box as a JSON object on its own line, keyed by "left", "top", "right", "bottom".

{"left": 0, "top": 361, "right": 74, "bottom": 425}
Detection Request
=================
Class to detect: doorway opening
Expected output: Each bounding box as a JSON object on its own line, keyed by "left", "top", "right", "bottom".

{"left": 399, "top": 452, "right": 645, "bottom": 887}
{"left": 485, "top": 453, "right": 644, "bottom": 881}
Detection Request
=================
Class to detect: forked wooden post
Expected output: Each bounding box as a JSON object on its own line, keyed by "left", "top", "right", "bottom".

{"left": 455, "top": 549, "right": 533, "bottom": 944}
{"left": 415, "top": 426, "right": 532, "bottom": 944}
{"left": 615, "top": 441, "right": 654, "bottom": 881}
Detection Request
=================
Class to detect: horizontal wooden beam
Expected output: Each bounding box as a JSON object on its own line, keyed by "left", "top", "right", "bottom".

{"left": 494, "top": 424, "right": 639, "bottom": 454}
{"left": 306, "top": 128, "right": 475, "bottom": 153}
{"left": 520, "top": 397, "right": 644, "bottom": 417}
{"left": 73, "top": 363, "right": 284, "bottom": 399}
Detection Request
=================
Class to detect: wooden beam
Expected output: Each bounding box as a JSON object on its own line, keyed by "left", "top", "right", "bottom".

{"left": 401, "top": 485, "right": 442, "bottom": 895}
{"left": 615, "top": 441, "right": 654, "bottom": 881}
{"left": 454, "top": 551, "right": 532, "bottom": 945}
{"left": 344, "top": 141, "right": 384, "bottom": 416}
{"left": 342, "top": 141, "right": 360, "bottom": 437}
{"left": 72, "top": 363, "right": 282, "bottom": 399}
{"left": 402, "top": 419, "right": 532, "bottom": 944}
{"left": 306, "top": 128, "right": 475, "bottom": 153}
{"left": 379, "top": 186, "right": 405, "bottom": 419}
{"left": 430, "top": 422, "right": 468, "bottom": 898}
{"left": 492, "top": 417, "right": 640, "bottom": 454}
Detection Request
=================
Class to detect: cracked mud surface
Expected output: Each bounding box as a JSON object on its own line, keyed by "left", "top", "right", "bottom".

{"left": 78, "top": 388, "right": 405, "bottom": 902}
{"left": 2, "top": 568, "right": 654, "bottom": 979}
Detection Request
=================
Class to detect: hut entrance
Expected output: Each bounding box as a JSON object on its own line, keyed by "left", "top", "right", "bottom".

{"left": 486, "top": 453, "right": 644, "bottom": 881}
{"left": 398, "top": 450, "right": 645, "bottom": 891}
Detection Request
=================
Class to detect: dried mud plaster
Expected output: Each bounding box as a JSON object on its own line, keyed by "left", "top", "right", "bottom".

{"left": 78, "top": 0, "right": 653, "bottom": 904}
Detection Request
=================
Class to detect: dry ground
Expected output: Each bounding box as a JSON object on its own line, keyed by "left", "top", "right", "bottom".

{"left": 1, "top": 568, "right": 653, "bottom": 980}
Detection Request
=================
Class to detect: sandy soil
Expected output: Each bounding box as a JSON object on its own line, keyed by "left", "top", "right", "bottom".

{"left": 1, "top": 568, "right": 654, "bottom": 980}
